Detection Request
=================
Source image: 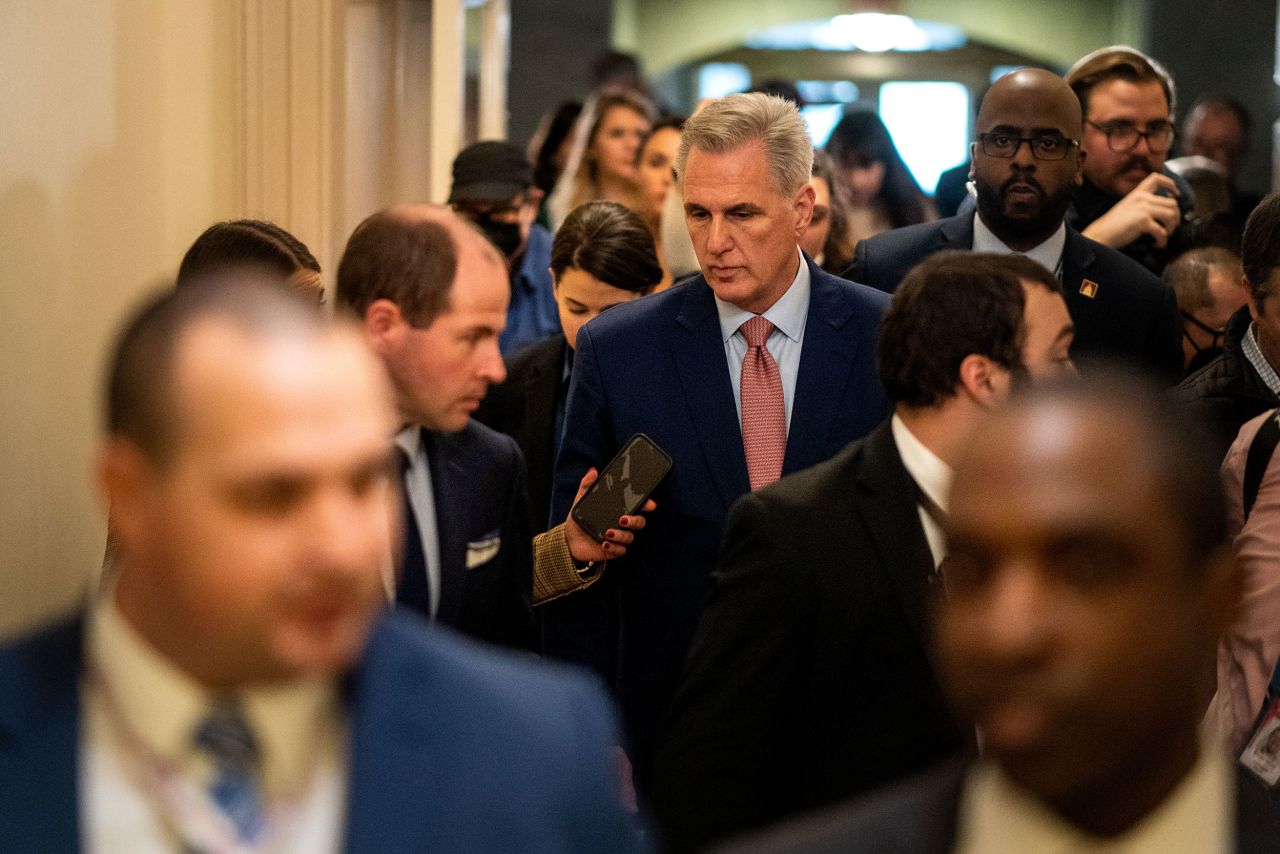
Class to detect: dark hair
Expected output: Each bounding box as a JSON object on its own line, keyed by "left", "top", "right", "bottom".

{"left": 636, "top": 115, "right": 687, "bottom": 165}
{"left": 531, "top": 100, "right": 584, "bottom": 196}
{"left": 1241, "top": 193, "right": 1280, "bottom": 306}
{"left": 550, "top": 201, "right": 662, "bottom": 294}
{"left": 177, "top": 220, "right": 320, "bottom": 285}
{"left": 1005, "top": 372, "right": 1226, "bottom": 564}
{"left": 591, "top": 50, "right": 644, "bottom": 90}
{"left": 106, "top": 276, "right": 326, "bottom": 466}
{"left": 748, "top": 79, "right": 805, "bottom": 108}
{"left": 825, "top": 110, "right": 930, "bottom": 229}
{"left": 335, "top": 210, "right": 457, "bottom": 326}
{"left": 1066, "top": 46, "right": 1176, "bottom": 117}
{"left": 810, "top": 148, "right": 855, "bottom": 273}
{"left": 879, "top": 252, "right": 1046, "bottom": 407}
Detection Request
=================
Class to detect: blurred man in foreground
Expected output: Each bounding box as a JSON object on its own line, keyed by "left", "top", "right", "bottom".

{"left": 726, "top": 375, "right": 1279, "bottom": 853}
{"left": 0, "top": 278, "right": 643, "bottom": 852}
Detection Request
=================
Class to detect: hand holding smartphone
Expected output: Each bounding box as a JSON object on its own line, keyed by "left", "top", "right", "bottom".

{"left": 571, "top": 434, "right": 672, "bottom": 544}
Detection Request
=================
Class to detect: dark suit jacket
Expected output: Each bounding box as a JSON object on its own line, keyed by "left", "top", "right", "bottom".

{"left": 0, "top": 612, "right": 646, "bottom": 853}
{"left": 474, "top": 334, "right": 568, "bottom": 534}
{"left": 651, "top": 420, "right": 969, "bottom": 853}
{"left": 845, "top": 214, "right": 1184, "bottom": 383}
{"left": 719, "top": 759, "right": 1280, "bottom": 854}
{"left": 416, "top": 421, "right": 537, "bottom": 651}
{"left": 543, "top": 260, "right": 892, "bottom": 782}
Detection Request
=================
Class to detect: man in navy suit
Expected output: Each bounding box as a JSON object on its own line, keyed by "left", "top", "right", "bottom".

{"left": 725, "top": 376, "right": 1279, "bottom": 854}
{"left": 540, "top": 92, "right": 892, "bottom": 788}
{"left": 337, "top": 205, "right": 537, "bottom": 650}
{"left": 846, "top": 68, "right": 1182, "bottom": 383}
{"left": 0, "top": 279, "right": 642, "bottom": 852}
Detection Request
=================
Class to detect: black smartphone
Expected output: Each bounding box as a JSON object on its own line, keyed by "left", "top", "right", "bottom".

{"left": 571, "top": 433, "right": 672, "bottom": 544}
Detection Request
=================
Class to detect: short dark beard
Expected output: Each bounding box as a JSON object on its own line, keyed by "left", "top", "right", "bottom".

{"left": 976, "top": 172, "right": 1075, "bottom": 249}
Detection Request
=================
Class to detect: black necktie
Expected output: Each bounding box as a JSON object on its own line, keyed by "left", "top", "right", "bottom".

{"left": 394, "top": 444, "right": 432, "bottom": 618}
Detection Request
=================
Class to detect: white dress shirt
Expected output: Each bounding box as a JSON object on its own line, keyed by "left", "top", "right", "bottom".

{"left": 972, "top": 211, "right": 1066, "bottom": 278}
{"left": 714, "top": 248, "right": 811, "bottom": 433}
{"left": 83, "top": 593, "right": 348, "bottom": 853}
{"left": 891, "top": 413, "right": 953, "bottom": 569}
{"left": 395, "top": 424, "right": 442, "bottom": 618}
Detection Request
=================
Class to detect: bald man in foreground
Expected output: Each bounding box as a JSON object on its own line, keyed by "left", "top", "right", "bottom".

{"left": 847, "top": 67, "right": 1181, "bottom": 382}
{"left": 727, "top": 375, "right": 1280, "bottom": 853}
{"left": 0, "top": 279, "right": 643, "bottom": 852}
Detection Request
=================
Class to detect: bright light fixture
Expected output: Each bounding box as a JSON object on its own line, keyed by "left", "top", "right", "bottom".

{"left": 744, "top": 15, "right": 965, "bottom": 53}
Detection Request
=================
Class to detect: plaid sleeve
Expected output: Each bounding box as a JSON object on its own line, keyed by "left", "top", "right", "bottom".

{"left": 532, "top": 523, "right": 604, "bottom": 605}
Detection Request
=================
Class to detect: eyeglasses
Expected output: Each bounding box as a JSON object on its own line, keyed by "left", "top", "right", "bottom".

{"left": 1085, "top": 119, "right": 1175, "bottom": 153}
{"left": 977, "top": 132, "right": 1079, "bottom": 161}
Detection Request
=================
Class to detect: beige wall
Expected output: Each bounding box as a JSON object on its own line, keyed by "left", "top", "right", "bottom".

{"left": 0, "top": 0, "right": 243, "bottom": 637}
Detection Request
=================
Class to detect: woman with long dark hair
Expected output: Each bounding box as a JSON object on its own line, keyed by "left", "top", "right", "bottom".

{"left": 826, "top": 110, "right": 935, "bottom": 244}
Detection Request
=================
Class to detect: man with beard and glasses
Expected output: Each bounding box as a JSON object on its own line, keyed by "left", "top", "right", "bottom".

{"left": 1066, "top": 46, "right": 1195, "bottom": 277}
{"left": 449, "top": 141, "right": 559, "bottom": 355}
{"left": 847, "top": 68, "right": 1182, "bottom": 383}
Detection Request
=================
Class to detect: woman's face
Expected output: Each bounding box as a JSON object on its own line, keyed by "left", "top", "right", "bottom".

{"left": 591, "top": 106, "right": 650, "bottom": 184}
{"left": 554, "top": 266, "right": 647, "bottom": 350}
{"left": 840, "top": 155, "right": 886, "bottom": 207}
{"left": 799, "top": 175, "right": 831, "bottom": 259}
{"left": 637, "top": 126, "right": 681, "bottom": 219}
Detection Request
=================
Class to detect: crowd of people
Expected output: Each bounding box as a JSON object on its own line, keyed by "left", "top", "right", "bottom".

{"left": 3, "top": 39, "right": 1280, "bottom": 854}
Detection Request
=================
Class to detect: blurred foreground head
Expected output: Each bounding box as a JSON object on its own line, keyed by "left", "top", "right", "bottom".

{"left": 100, "top": 276, "right": 399, "bottom": 689}
{"left": 938, "top": 372, "right": 1234, "bottom": 834}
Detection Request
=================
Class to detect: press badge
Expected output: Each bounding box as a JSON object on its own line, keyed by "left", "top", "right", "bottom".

{"left": 1240, "top": 698, "right": 1280, "bottom": 786}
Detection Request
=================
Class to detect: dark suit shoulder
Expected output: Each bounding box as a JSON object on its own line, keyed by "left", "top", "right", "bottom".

{"left": 504, "top": 334, "right": 566, "bottom": 381}
{"left": 715, "top": 758, "right": 966, "bottom": 854}
{"left": 0, "top": 613, "right": 82, "bottom": 733}
{"left": 358, "top": 613, "right": 617, "bottom": 748}
{"left": 1069, "top": 230, "right": 1169, "bottom": 300}
{"left": 440, "top": 419, "right": 521, "bottom": 467}
{"left": 843, "top": 219, "right": 957, "bottom": 293}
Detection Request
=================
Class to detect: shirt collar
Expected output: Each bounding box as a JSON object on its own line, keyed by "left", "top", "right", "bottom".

{"left": 395, "top": 424, "right": 423, "bottom": 459}
{"left": 957, "top": 739, "right": 1232, "bottom": 854}
{"left": 972, "top": 212, "right": 1066, "bottom": 276}
{"left": 890, "top": 413, "right": 953, "bottom": 515}
{"left": 1243, "top": 323, "right": 1280, "bottom": 397}
{"left": 89, "top": 588, "right": 342, "bottom": 797}
{"left": 714, "top": 248, "right": 811, "bottom": 344}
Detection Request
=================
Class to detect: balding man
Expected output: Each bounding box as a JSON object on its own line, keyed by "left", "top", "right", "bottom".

{"left": 848, "top": 67, "right": 1182, "bottom": 382}
{"left": 725, "top": 375, "right": 1280, "bottom": 853}
{"left": 0, "top": 279, "right": 644, "bottom": 852}
{"left": 336, "top": 205, "right": 536, "bottom": 650}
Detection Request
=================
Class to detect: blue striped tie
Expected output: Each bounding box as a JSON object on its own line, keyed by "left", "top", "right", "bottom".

{"left": 193, "top": 700, "right": 265, "bottom": 842}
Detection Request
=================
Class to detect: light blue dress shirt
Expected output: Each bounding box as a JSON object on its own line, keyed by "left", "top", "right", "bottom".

{"left": 395, "top": 425, "right": 441, "bottom": 617}
{"left": 714, "top": 249, "right": 811, "bottom": 434}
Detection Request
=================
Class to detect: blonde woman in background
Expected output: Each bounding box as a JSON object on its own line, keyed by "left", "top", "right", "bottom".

{"left": 547, "top": 89, "right": 656, "bottom": 229}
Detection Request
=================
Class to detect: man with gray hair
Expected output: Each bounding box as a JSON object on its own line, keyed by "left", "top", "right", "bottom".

{"left": 539, "top": 92, "right": 892, "bottom": 791}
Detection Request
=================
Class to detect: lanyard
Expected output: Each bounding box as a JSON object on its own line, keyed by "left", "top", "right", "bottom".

{"left": 89, "top": 668, "right": 305, "bottom": 854}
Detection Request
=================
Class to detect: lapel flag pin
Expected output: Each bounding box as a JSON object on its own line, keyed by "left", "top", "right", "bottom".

{"left": 1079, "top": 279, "right": 1099, "bottom": 299}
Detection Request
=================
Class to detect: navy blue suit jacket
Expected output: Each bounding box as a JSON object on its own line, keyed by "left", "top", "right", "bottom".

{"left": 412, "top": 421, "right": 537, "bottom": 651}
{"left": 543, "top": 259, "right": 891, "bottom": 778}
{"left": 0, "top": 612, "right": 646, "bottom": 853}
{"left": 845, "top": 214, "right": 1183, "bottom": 383}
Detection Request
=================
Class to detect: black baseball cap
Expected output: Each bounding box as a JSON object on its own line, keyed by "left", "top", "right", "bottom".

{"left": 447, "top": 141, "right": 534, "bottom": 204}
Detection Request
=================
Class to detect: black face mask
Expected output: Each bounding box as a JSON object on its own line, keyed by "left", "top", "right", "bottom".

{"left": 1182, "top": 311, "right": 1225, "bottom": 375}
{"left": 475, "top": 217, "right": 523, "bottom": 260}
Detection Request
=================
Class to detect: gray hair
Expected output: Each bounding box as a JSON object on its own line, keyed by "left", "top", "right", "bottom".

{"left": 676, "top": 92, "right": 813, "bottom": 196}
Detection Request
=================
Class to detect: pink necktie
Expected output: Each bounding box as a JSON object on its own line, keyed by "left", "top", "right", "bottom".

{"left": 740, "top": 316, "right": 786, "bottom": 490}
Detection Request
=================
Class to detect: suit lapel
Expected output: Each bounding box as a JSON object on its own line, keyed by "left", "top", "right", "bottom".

{"left": 939, "top": 213, "right": 975, "bottom": 249}
{"left": 423, "top": 430, "right": 467, "bottom": 627}
{"left": 0, "top": 617, "right": 83, "bottom": 853}
{"left": 853, "top": 421, "right": 939, "bottom": 656}
{"left": 672, "top": 280, "right": 751, "bottom": 509}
